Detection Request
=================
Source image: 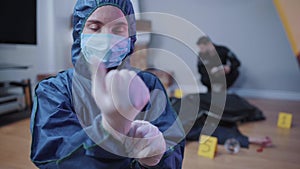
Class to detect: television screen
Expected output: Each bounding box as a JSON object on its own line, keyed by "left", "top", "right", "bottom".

{"left": 0, "top": 0, "right": 37, "bottom": 45}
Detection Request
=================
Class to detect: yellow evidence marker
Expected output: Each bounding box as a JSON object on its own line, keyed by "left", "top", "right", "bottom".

{"left": 277, "top": 112, "right": 293, "bottom": 129}
{"left": 197, "top": 135, "right": 218, "bottom": 159}
{"left": 174, "top": 89, "right": 183, "bottom": 98}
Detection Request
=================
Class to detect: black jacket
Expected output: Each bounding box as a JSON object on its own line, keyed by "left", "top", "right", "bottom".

{"left": 197, "top": 44, "right": 241, "bottom": 87}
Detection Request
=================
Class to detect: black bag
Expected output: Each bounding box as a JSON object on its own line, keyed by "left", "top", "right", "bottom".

{"left": 170, "top": 93, "right": 265, "bottom": 148}
{"left": 171, "top": 93, "right": 265, "bottom": 123}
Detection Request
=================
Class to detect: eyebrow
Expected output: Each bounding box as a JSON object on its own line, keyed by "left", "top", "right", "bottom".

{"left": 86, "top": 20, "right": 103, "bottom": 25}
{"left": 86, "top": 20, "right": 128, "bottom": 26}
{"left": 113, "top": 21, "right": 128, "bottom": 26}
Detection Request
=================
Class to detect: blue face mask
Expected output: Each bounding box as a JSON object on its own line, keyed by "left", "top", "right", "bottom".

{"left": 81, "top": 33, "right": 131, "bottom": 68}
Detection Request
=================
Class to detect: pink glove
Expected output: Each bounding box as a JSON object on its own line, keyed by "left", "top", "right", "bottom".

{"left": 91, "top": 61, "right": 150, "bottom": 139}
{"left": 125, "top": 120, "right": 166, "bottom": 167}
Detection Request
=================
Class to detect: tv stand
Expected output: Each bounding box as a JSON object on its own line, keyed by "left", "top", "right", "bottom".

{"left": 0, "top": 64, "right": 32, "bottom": 116}
{"left": 0, "top": 80, "right": 32, "bottom": 115}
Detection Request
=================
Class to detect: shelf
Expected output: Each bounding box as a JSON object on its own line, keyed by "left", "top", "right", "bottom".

{"left": 0, "top": 63, "right": 30, "bottom": 70}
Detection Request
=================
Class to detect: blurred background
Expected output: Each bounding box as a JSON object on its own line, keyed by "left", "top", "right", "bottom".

{"left": 0, "top": 0, "right": 299, "bottom": 100}
{"left": 0, "top": 0, "right": 299, "bottom": 169}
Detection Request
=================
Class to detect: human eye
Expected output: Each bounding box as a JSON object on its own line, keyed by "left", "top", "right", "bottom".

{"left": 112, "top": 25, "right": 128, "bottom": 36}
{"left": 88, "top": 23, "right": 101, "bottom": 32}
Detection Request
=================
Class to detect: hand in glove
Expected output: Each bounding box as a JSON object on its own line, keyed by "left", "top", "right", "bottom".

{"left": 91, "top": 61, "right": 150, "bottom": 138}
{"left": 126, "top": 120, "right": 166, "bottom": 167}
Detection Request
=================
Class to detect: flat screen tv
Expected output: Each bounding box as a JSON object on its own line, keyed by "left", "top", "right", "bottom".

{"left": 0, "top": 0, "right": 37, "bottom": 45}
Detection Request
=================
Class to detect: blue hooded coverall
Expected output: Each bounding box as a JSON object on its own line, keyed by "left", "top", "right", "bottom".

{"left": 30, "top": 0, "right": 185, "bottom": 168}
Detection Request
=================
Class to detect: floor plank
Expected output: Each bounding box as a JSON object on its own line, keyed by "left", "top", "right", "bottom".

{"left": 0, "top": 119, "right": 36, "bottom": 169}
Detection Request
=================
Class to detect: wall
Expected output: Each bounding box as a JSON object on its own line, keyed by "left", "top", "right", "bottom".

{"left": 1, "top": 0, "right": 299, "bottom": 100}
{"left": 139, "top": 0, "right": 300, "bottom": 100}
{"left": 0, "top": 0, "right": 76, "bottom": 88}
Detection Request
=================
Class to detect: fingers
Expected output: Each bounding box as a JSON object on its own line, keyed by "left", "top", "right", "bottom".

{"left": 128, "top": 72, "right": 150, "bottom": 110}
{"left": 130, "top": 120, "right": 165, "bottom": 149}
{"left": 125, "top": 120, "right": 166, "bottom": 159}
{"left": 109, "top": 70, "right": 149, "bottom": 119}
{"left": 92, "top": 61, "right": 108, "bottom": 96}
{"left": 128, "top": 120, "right": 148, "bottom": 138}
{"left": 105, "top": 69, "right": 117, "bottom": 94}
{"left": 135, "top": 122, "right": 152, "bottom": 138}
{"left": 108, "top": 70, "right": 134, "bottom": 118}
{"left": 92, "top": 66, "right": 150, "bottom": 122}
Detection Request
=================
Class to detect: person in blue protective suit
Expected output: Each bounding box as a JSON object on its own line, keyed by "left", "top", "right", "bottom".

{"left": 30, "top": 0, "right": 186, "bottom": 168}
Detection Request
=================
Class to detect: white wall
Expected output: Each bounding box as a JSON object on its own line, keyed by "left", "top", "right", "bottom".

{"left": 139, "top": 0, "right": 300, "bottom": 100}
{"left": 0, "top": 0, "right": 76, "bottom": 88}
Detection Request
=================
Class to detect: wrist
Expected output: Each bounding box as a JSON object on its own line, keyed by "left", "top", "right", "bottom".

{"left": 101, "top": 117, "right": 131, "bottom": 143}
{"left": 102, "top": 113, "right": 132, "bottom": 135}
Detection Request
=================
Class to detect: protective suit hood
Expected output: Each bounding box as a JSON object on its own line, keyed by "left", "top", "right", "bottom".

{"left": 71, "top": 0, "right": 136, "bottom": 66}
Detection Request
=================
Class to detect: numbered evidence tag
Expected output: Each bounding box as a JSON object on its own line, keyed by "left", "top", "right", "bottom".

{"left": 277, "top": 112, "right": 293, "bottom": 129}
{"left": 174, "top": 89, "right": 183, "bottom": 98}
{"left": 197, "top": 135, "right": 218, "bottom": 159}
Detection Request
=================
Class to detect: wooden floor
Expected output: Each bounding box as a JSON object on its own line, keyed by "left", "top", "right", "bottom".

{"left": 183, "top": 98, "right": 300, "bottom": 169}
{"left": 0, "top": 98, "right": 299, "bottom": 169}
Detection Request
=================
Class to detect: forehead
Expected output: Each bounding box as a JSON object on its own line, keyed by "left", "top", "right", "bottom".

{"left": 199, "top": 42, "right": 213, "bottom": 47}
{"left": 87, "top": 5, "right": 126, "bottom": 24}
{"left": 199, "top": 43, "right": 208, "bottom": 48}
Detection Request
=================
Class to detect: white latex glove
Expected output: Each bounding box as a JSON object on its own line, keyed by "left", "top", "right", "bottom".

{"left": 125, "top": 120, "right": 166, "bottom": 167}
{"left": 91, "top": 60, "right": 150, "bottom": 139}
{"left": 210, "top": 66, "right": 223, "bottom": 74}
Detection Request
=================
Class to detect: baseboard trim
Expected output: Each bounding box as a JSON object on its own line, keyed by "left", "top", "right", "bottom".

{"left": 229, "top": 88, "right": 300, "bottom": 101}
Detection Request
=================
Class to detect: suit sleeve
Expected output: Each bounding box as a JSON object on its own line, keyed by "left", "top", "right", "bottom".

{"left": 30, "top": 76, "right": 132, "bottom": 169}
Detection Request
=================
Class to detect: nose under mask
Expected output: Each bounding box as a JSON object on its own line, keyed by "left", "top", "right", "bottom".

{"left": 81, "top": 33, "right": 131, "bottom": 68}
